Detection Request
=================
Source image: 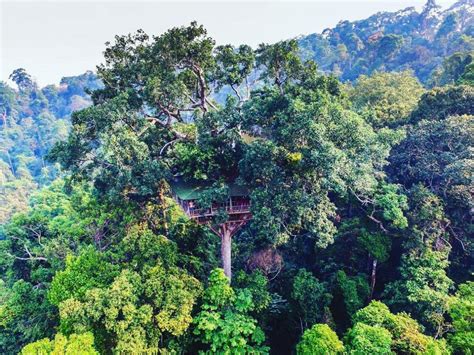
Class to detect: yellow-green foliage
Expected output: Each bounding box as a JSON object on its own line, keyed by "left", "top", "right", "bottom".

{"left": 352, "top": 301, "right": 448, "bottom": 354}
{"left": 296, "top": 324, "right": 344, "bottom": 355}
{"left": 448, "top": 282, "right": 474, "bottom": 354}
{"left": 21, "top": 333, "right": 97, "bottom": 355}
{"left": 286, "top": 152, "right": 303, "bottom": 165}
{"left": 344, "top": 323, "right": 392, "bottom": 355}
{"left": 59, "top": 265, "right": 201, "bottom": 353}
{"left": 350, "top": 70, "right": 425, "bottom": 127}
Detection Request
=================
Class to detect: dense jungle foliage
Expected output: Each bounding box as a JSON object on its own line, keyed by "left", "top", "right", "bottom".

{"left": 0, "top": 2, "right": 473, "bottom": 354}
{"left": 0, "top": 70, "right": 101, "bottom": 223}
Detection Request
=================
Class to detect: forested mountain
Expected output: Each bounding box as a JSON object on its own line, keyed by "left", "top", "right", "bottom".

{"left": 299, "top": 0, "right": 474, "bottom": 83}
{"left": 0, "top": 3, "right": 473, "bottom": 355}
{"left": 0, "top": 70, "right": 101, "bottom": 223}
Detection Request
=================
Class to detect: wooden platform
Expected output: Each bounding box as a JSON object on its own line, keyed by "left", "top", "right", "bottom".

{"left": 171, "top": 180, "right": 252, "bottom": 279}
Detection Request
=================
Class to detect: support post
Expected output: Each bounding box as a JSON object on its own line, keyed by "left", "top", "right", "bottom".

{"left": 221, "top": 225, "right": 232, "bottom": 280}
{"left": 370, "top": 258, "right": 377, "bottom": 300}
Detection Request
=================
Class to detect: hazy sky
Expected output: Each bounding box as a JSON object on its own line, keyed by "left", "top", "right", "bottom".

{"left": 1, "top": 0, "right": 459, "bottom": 86}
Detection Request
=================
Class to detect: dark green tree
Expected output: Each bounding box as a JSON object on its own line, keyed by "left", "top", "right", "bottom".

{"left": 410, "top": 85, "right": 474, "bottom": 123}
{"left": 384, "top": 186, "right": 454, "bottom": 335}
{"left": 291, "top": 269, "right": 332, "bottom": 331}
{"left": 9, "top": 69, "right": 35, "bottom": 92}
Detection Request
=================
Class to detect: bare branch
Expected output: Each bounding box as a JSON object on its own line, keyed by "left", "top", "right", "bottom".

{"left": 160, "top": 138, "right": 182, "bottom": 156}
{"left": 448, "top": 225, "right": 466, "bottom": 252}
{"left": 145, "top": 116, "right": 168, "bottom": 126}
{"left": 25, "top": 226, "right": 44, "bottom": 247}
{"left": 205, "top": 98, "right": 218, "bottom": 110}
{"left": 367, "top": 214, "right": 388, "bottom": 233}
{"left": 6, "top": 250, "right": 47, "bottom": 262}
{"left": 230, "top": 84, "right": 243, "bottom": 102}
{"left": 145, "top": 116, "right": 187, "bottom": 139}
{"left": 349, "top": 187, "right": 374, "bottom": 205}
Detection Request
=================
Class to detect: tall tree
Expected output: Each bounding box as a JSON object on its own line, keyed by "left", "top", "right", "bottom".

{"left": 384, "top": 186, "right": 454, "bottom": 336}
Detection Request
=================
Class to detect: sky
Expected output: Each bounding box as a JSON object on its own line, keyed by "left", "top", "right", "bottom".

{"left": 1, "top": 0, "right": 459, "bottom": 86}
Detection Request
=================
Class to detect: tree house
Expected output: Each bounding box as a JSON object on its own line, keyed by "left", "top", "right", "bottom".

{"left": 172, "top": 181, "right": 252, "bottom": 280}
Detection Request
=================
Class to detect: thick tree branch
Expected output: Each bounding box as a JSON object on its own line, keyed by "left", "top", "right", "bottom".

{"left": 349, "top": 188, "right": 374, "bottom": 206}
{"left": 145, "top": 116, "right": 187, "bottom": 139}
{"left": 205, "top": 98, "right": 218, "bottom": 110}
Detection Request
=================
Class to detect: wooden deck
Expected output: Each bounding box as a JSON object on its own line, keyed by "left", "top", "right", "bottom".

{"left": 186, "top": 203, "right": 251, "bottom": 219}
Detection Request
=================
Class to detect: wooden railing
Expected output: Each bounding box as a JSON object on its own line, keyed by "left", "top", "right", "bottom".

{"left": 186, "top": 203, "right": 250, "bottom": 217}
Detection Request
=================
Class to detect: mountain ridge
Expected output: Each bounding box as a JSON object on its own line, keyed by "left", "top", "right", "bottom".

{"left": 298, "top": 0, "right": 474, "bottom": 82}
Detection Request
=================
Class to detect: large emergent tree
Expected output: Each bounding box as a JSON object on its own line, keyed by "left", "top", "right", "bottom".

{"left": 50, "top": 22, "right": 406, "bottom": 280}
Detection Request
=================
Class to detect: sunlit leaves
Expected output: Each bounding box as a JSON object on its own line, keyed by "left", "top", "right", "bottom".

{"left": 297, "top": 324, "right": 344, "bottom": 355}
{"left": 449, "top": 281, "right": 474, "bottom": 353}
{"left": 193, "top": 269, "right": 269, "bottom": 354}
{"left": 20, "top": 332, "right": 98, "bottom": 355}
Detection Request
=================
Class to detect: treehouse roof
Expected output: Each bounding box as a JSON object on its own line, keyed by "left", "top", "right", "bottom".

{"left": 171, "top": 180, "right": 249, "bottom": 201}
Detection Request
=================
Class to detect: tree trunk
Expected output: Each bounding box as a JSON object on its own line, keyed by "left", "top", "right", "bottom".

{"left": 221, "top": 227, "right": 232, "bottom": 280}
{"left": 158, "top": 183, "right": 168, "bottom": 233}
{"left": 6, "top": 150, "right": 15, "bottom": 177}
{"left": 370, "top": 258, "right": 377, "bottom": 299}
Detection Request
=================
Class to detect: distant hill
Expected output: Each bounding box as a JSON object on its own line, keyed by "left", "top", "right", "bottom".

{"left": 298, "top": 0, "right": 474, "bottom": 83}
{"left": 0, "top": 70, "right": 101, "bottom": 223}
